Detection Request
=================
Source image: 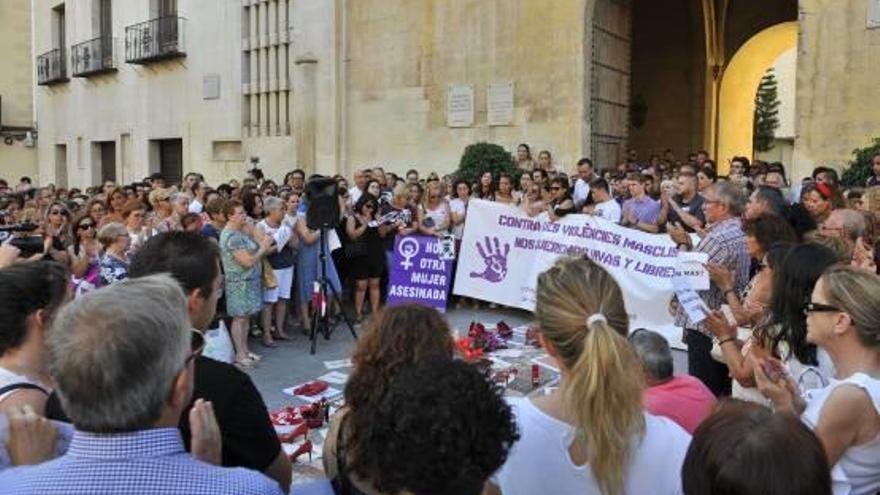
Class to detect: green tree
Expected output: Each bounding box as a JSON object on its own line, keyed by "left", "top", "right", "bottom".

{"left": 456, "top": 142, "right": 518, "bottom": 186}
{"left": 753, "top": 68, "right": 781, "bottom": 153}
{"left": 841, "top": 137, "right": 880, "bottom": 187}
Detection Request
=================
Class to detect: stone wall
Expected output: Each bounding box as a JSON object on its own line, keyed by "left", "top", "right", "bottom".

{"left": 793, "top": 0, "right": 880, "bottom": 180}
{"left": 343, "top": 0, "right": 589, "bottom": 177}
{"left": 0, "top": 0, "right": 38, "bottom": 182}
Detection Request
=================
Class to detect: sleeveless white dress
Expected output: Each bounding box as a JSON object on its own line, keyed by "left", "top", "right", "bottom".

{"left": 801, "top": 372, "right": 880, "bottom": 495}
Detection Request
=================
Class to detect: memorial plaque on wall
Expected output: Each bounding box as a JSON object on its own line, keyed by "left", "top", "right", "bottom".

{"left": 447, "top": 85, "right": 475, "bottom": 128}
{"left": 487, "top": 82, "right": 514, "bottom": 126}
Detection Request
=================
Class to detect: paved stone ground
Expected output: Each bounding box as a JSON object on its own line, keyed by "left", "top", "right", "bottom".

{"left": 247, "top": 306, "right": 688, "bottom": 410}
{"left": 245, "top": 305, "right": 688, "bottom": 487}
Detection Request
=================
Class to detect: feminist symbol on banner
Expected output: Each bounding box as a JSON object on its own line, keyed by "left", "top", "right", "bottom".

{"left": 470, "top": 236, "right": 510, "bottom": 283}
{"left": 398, "top": 237, "right": 420, "bottom": 271}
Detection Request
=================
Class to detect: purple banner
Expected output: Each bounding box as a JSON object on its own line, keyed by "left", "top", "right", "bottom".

{"left": 387, "top": 235, "right": 453, "bottom": 313}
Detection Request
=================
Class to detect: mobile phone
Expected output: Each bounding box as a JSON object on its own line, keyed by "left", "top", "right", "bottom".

{"left": 761, "top": 358, "right": 786, "bottom": 383}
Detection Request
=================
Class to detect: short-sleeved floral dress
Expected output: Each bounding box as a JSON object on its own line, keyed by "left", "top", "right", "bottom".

{"left": 220, "top": 228, "right": 263, "bottom": 317}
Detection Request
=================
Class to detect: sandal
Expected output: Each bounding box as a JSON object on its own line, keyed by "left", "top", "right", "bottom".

{"left": 260, "top": 340, "right": 279, "bottom": 348}
{"left": 247, "top": 352, "right": 263, "bottom": 361}
{"left": 234, "top": 357, "right": 256, "bottom": 370}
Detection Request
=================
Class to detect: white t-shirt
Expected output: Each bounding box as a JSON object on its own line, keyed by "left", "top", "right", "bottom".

{"left": 493, "top": 398, "right": 690, "bottom": 495}
{"left": 593, "top": 198, "right": 622, "bottom": 223}
{"left": 573, "top": 178, "right": 591, "bottom": 209}
{"left": 801, "top": 372, "right": 880, "bottom": 495}
{"left": 349, "top": 186, "right": 363, "bottom": 206}
{"left": 449, "top": 198, "right": 467, "bottom": 240}
{"left": 189, "top": 199, "right": 203, "bottom": 214}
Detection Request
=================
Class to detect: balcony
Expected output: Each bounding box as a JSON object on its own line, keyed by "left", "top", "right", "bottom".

{"left": 125, "top": 16, "right": 186, "bottom": 64}
{"left": 72, "top": 37, "right": 117, "bottom": 77}
{"left": 36, "top": 49, "right": 68, "bottom": 85}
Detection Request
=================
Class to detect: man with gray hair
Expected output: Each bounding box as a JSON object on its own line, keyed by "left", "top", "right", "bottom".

{"left": 668, "top": 181, "right": 750, "bottom": 397}
{"left": 629, "top": 329, "right": 715, "bottom": 434}
{"left": 0, "top": 275, "right": 282, "bottom": 495}
{"left": 820, "top": 208, "right": 866, "bottom": 244}
{"left": 349, "top": 168, "right": 367, "bottom": 206}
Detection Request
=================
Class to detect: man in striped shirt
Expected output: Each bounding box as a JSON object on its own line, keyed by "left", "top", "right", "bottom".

{"left": 0, "top": 276, "right": 281, "bottom": 495}
{"left": 668, "top": 181, "right": 750, "bottom": 397}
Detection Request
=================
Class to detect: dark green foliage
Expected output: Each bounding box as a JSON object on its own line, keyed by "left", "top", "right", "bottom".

{"left": 841, "top": 137, "right": 880, "bottom": 187}
{"left": 753, "top": 68, "right": 781, "bottom": 153}
{"left": 456, "top": 142, "right": 518, "bottom": 185}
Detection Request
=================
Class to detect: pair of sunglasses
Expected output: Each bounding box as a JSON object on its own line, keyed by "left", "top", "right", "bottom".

{"left": 802, "top": 301, "right": 840, "bottom": 315}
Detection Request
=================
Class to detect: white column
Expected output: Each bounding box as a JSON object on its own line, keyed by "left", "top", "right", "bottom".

{"left": 279, "top": 90, "right": 289, "bottom": 136}
{"left": 268, "top": 0, "right": 278, "bottom": 42}
{"left": 249, "top": 3, "right": 258, "bottom": 49}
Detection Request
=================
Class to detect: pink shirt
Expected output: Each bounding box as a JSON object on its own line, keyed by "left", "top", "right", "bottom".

{"left": 644, "top": 375, "right": 716, "bottom": 434}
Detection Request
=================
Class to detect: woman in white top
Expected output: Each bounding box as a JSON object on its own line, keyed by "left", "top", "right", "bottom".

{"left": 756, "top": 265, "right": 880, "bottom": 495}
{"left": 122, "top": 200, "right": 152, "bottom": 256}
{"left": 418, "top": 182, "right": 451, "bottom": 237}
{"left": 486, "top": 257, "right": 691, "bottom": 495}
{"left": 448, "top": 179, "right": 470, "bottom": 241}
{"left": 257, "top": 196, "right": 297, "bottom": 347}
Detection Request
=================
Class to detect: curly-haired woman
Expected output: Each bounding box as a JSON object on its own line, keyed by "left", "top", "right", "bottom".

{"left": 349, "top": 356, "right": 519, "bottom": 495}
{"left": 322, "top": 305, "right": 454, "bottom": 494}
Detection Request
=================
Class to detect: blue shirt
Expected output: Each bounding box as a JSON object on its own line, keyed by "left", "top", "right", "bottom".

{"left": 0, "top": 427, "right": 282, "bottom": 495}
{"left": 622, "top": 195, "right": 662, "bottom": 225}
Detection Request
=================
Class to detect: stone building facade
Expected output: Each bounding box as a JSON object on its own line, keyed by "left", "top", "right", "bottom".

{"left": 0, "top": 0, "right": 38, "bottom": 182}
{"left": 26, "top": 0, "right": 880, "bottom": 187}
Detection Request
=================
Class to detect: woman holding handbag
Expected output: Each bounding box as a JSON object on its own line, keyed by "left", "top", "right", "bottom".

{"left": 345, "top": 193, "right": 385, "bottom": 324}
{"left": 220, "top": 199, "right": 274, "bottom": 369}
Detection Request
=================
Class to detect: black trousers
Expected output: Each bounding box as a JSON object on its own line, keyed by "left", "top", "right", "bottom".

{"left": 685, "top": 329, "right": 732, "bottom": 397}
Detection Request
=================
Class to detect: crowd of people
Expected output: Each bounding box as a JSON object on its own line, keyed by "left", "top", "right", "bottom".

{"left": 0, "top": 143, "right": 878, "bottom": 494}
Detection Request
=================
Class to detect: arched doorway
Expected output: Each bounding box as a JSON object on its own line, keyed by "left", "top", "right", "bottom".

{"left": 584, "top": 0, "right": 798, "bottom": 169}
{"left": 716, "top": 22, "right": 798, "bottom": 171}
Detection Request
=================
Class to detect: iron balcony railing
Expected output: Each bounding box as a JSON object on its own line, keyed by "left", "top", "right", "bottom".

{"left": 36, "top": 48, "right": 68, "bottom": 85}
{"left": 125, "top": 16, "right": 186, "bottom": 64}
{"left": 72, "top": 36, "right": 117, "bottom": 77}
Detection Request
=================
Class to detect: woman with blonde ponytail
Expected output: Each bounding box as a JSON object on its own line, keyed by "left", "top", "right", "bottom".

{"left": 486, "top": 257, "right": 691, "bottom": 495}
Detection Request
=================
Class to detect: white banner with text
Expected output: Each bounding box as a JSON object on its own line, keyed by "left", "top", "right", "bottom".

{"left": 453, "top": 200, "right": 708, "bottom": 344}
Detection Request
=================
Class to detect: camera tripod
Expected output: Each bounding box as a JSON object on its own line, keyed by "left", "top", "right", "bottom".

{"left": 309, "top": 227, "right": 357, "bottom": 355}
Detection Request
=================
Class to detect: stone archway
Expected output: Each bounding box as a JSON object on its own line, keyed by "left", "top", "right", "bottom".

{"left": 716, "top": 22, "right": 798, "bottom": 170}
